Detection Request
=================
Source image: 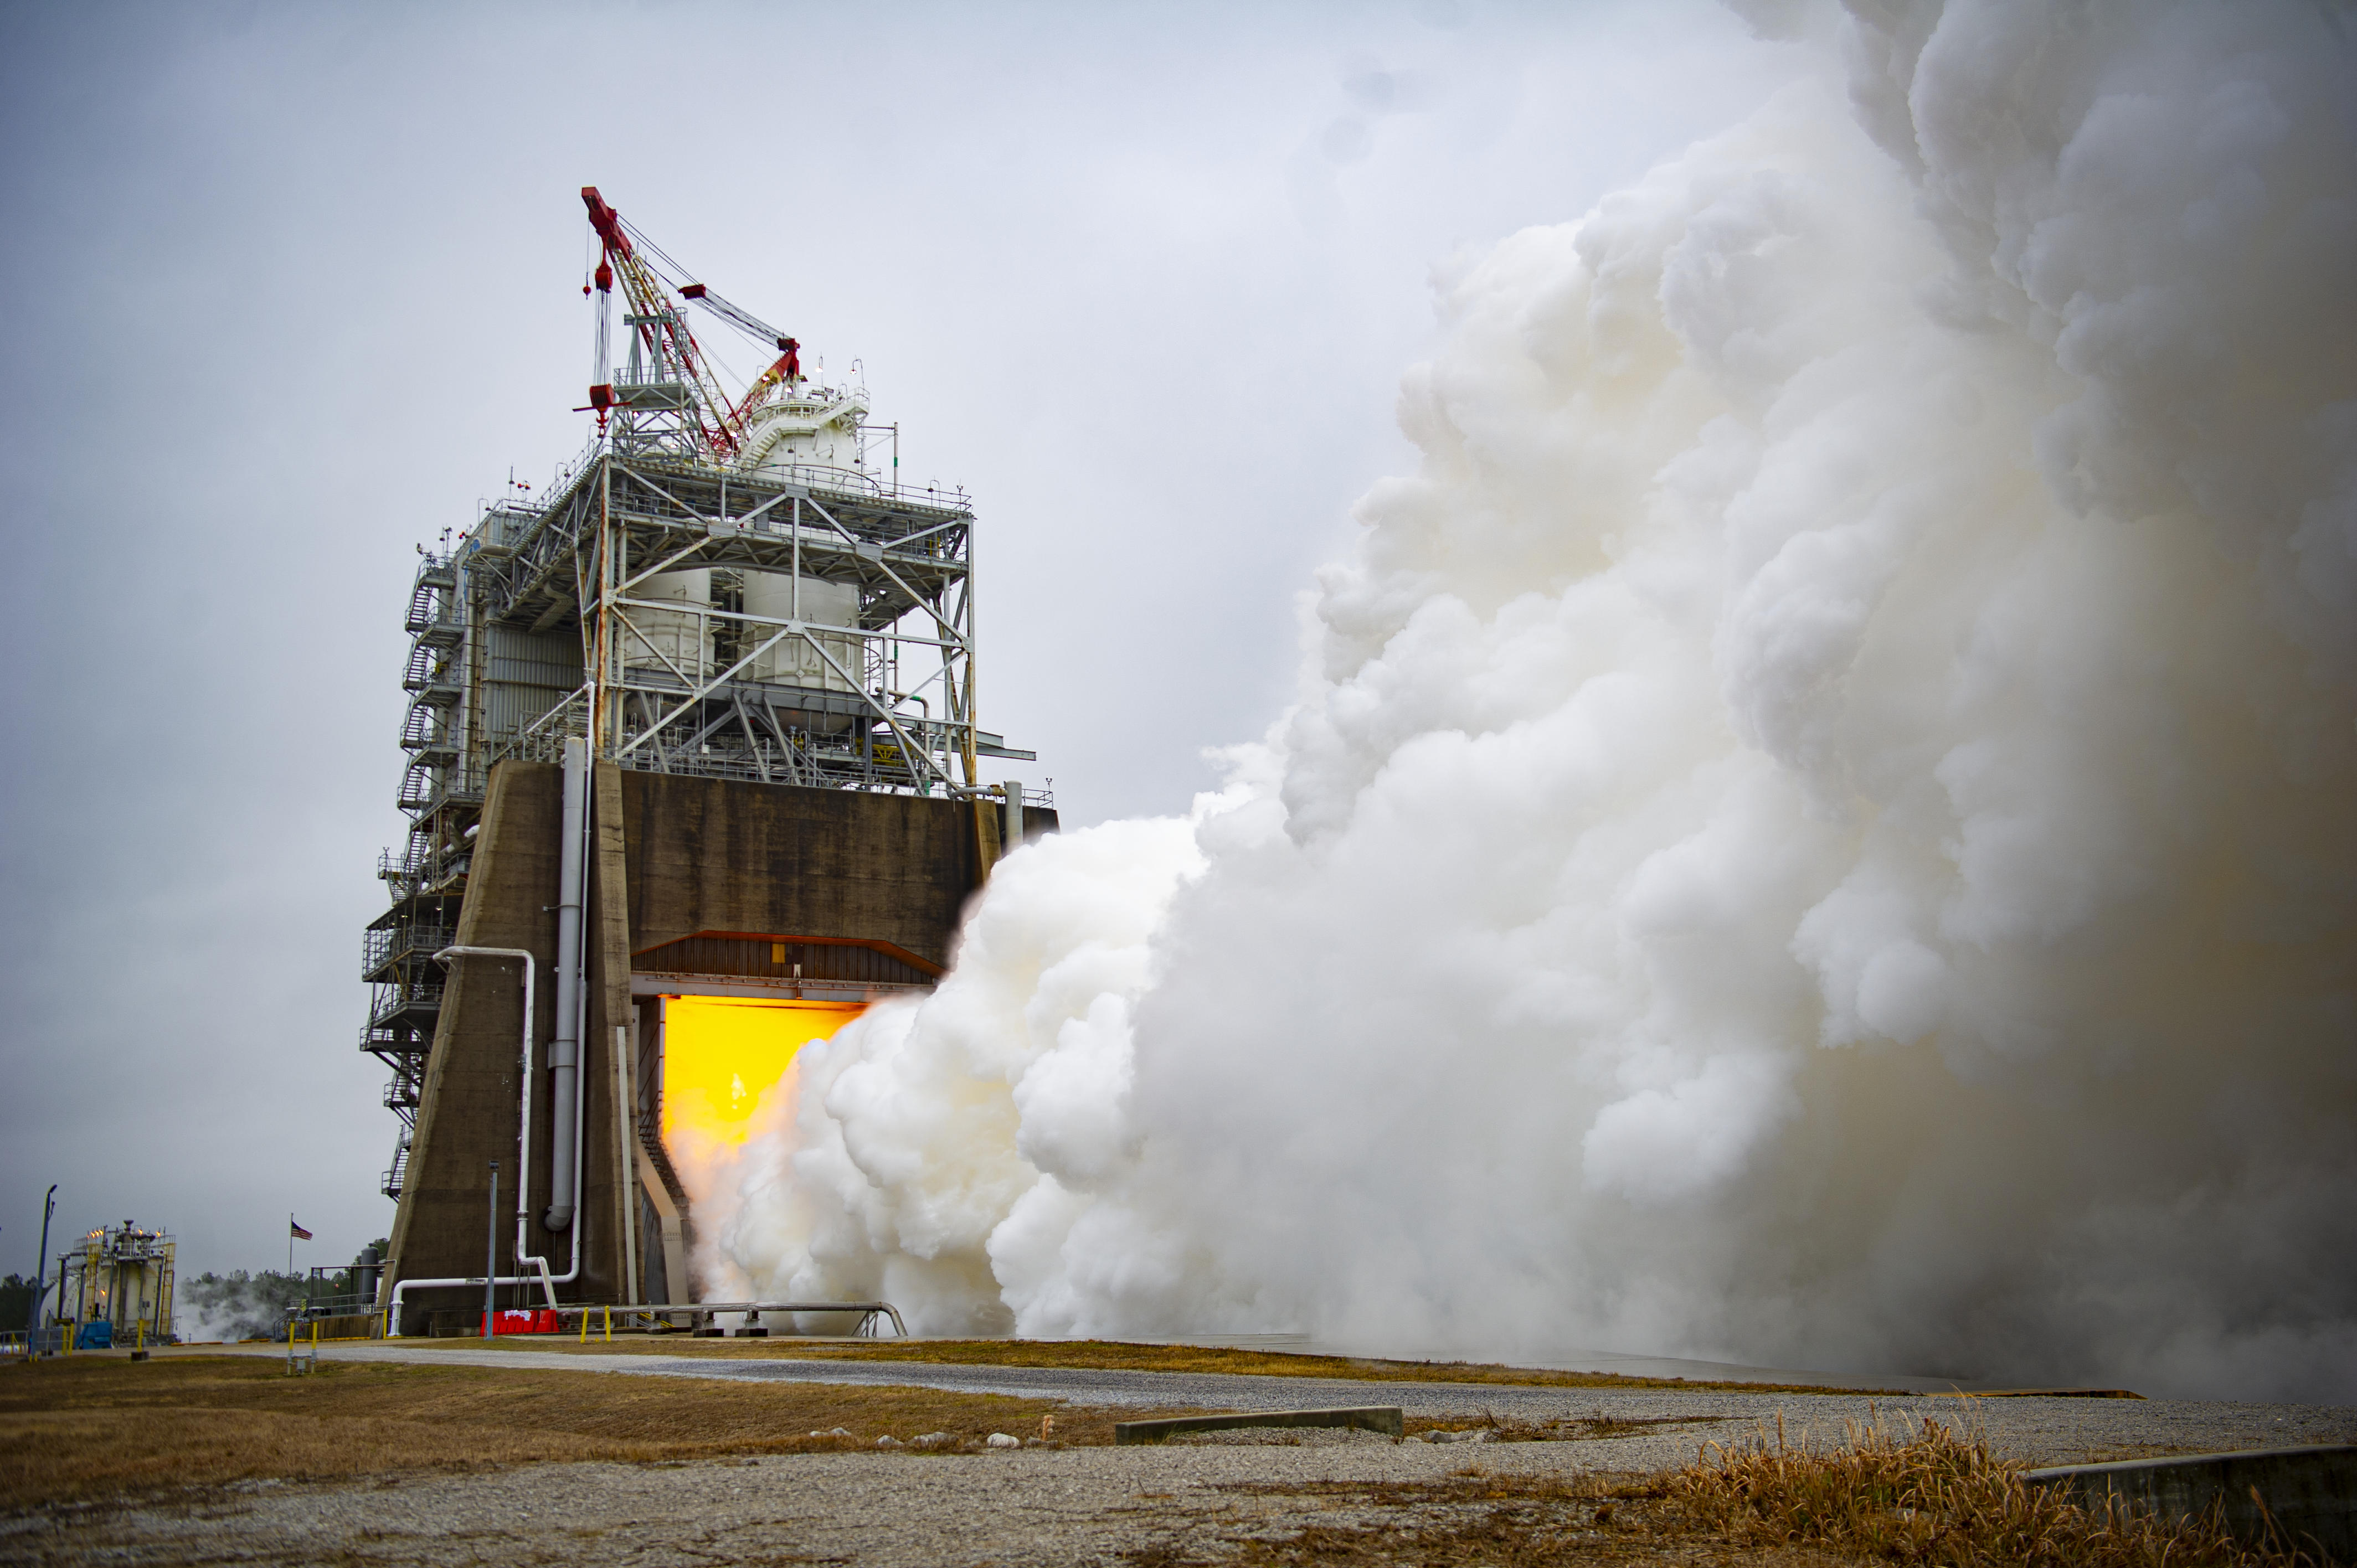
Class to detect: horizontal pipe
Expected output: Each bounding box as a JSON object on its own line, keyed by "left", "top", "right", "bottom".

{"left": 389, "top": 1298, "right": 909, "bottom": 1339}
{"left": 683, "top": 1300, "right": 908, "bottom": 1337}
{"left": 491, "top": 1300, "right": 907, "bottom": 1334}
{"left": 387, "top": 1273, "right": 550, "bottom": 1336}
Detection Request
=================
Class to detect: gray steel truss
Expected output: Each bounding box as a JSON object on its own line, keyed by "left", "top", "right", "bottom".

{"left": 359, "top": 437, "right": 1043, "bottom": 1200}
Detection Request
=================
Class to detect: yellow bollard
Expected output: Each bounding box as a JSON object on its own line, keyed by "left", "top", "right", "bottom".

{"left": 579, "top": 1308, "right": 588, "bottom": 1344}
{"left": 603, "top": 1305, "right": 611, "bottom": 1343}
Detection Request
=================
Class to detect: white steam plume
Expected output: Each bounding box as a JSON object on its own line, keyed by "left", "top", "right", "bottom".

{"left": 700, "top": 0, "right": 2357, "bottom": 1400}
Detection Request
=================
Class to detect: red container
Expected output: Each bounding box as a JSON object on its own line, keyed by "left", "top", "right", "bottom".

{"left": 483, "top": 1309, "right": 563, "bottom": 1335}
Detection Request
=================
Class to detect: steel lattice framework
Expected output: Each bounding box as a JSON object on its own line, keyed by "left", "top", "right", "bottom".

{"left": 358, "top": 188, "right": 1039, "bottom": 1200}
{"left": 487, "top": 450, "right": 989, "bottom": 794}
{"left": 362, "top": 441, "right": 1038, "bottom": 1198}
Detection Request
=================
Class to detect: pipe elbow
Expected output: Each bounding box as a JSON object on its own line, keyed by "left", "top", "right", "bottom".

{"left": 542, "top": 1204, "right": 575, "bottom": 1231}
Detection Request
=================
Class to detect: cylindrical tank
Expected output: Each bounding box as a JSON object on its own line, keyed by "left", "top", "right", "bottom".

{"left": 740, "top": 572, "right": 862, "bottom": 692}
{"left": 622, "top": 568, "right": 711, "bottom": 683}
{"left": 738, "top": 393, "right": 864, "bottom": 483}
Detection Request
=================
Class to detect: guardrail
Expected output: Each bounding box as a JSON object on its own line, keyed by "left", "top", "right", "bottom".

{"left": 4, "top": 1325, "right": 135, "bottom": 1356}
{"left": 363, "top": 923, "right": 458, "bottom": 977}
{"left": 389, "top": 1299, "right": 909, "bottom": 1340}
{"left": 260, "top": 1298, "right": 912, "bottom": 1346}
{"left": 661, "top": 1300, "right": 908, "bottom": 1338}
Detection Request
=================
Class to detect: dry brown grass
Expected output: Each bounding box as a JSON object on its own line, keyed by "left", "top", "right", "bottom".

{"left": 1670, "top": 1415, "right": 2320, "bottom": 1566}
{"left": 448, "top": 1333, "right": 1891, "bottom": 1394}
{"left": 1136, "top": 1473, "right": 1844, "bottom": 1566}
{"left": 0, "top": 1353, "right": 1193, "bottom": 1511}
{"left": 1134, "top": 1422, "right": 2327, "bottom": 1566}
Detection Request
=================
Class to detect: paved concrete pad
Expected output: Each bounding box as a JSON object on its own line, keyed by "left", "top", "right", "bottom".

{"left": 195, "top": 1339, "right": 2357, "bottom": 1468}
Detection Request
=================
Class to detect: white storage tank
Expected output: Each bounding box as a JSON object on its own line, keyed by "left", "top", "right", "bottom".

{"left": 741, "top": 571, "right": 861, "bottom": 691}
{"left": 622, "top": 568, "right": 711, "bottom": 683}
{"left": 738, "top": 391, "right": 866, "bottom": 483}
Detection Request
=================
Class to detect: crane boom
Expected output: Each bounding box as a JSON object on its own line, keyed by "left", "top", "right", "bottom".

{"left": 678, "top": 283, "right": 785, "bottom": 347}
{"left": 580, "top": 187, "right": 747, "bottom": 456}
{"left": 679, "top": 283, "right": 803, "bottom": 433}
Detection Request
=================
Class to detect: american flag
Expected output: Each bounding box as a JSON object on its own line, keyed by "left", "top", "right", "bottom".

{"left": 289, "top": 1220, "right": 313, "bottom": 1240}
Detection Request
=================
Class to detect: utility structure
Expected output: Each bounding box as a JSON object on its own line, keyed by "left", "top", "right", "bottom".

{"left": 368, "top": 188, "right": 1051, "bottom": 1334}
{"left": 54, "top": 1223, "right": 176, "bottom": 1347}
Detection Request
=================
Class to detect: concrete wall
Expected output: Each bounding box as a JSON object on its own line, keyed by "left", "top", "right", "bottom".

{"left": 2028, "top": 1445, "right": 2357, "bottom": 1558}
{"left": 385, "top": 764, "right": 1055, "bottom": 1330}
{"left": 385, "top": 761, "right": 564, "bottom": 1332}
{"left": 620, "top": 771, "right": 1000, "bottom": 970}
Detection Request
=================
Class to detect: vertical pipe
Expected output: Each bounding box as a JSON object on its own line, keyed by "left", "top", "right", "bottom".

{"left": 485, "top": 1159, "right": 499, "bottom": 1337}
{"left": 543, "top": 739, "right": 588, "bottom": 1229}
{"left": 614, "top": 1024, "right": 640, "bottom": 1307}
{"left": 1003, "top": 780, "right": 1023, "bottom": 849}
{"left": 573, "top": 970, "right": 588, "bottom": 1229}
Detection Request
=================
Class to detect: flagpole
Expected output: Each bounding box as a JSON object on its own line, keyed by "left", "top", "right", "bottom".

{"left": 289, "top": 1213, "right": 294, "bottom": 1277}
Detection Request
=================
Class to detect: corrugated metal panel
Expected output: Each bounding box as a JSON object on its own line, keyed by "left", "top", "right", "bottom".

{"left": 481, "top": 625, "right": 581, "bottom": 740}
{"left": 485, "top": 624, "right": 581, "bottom": 689}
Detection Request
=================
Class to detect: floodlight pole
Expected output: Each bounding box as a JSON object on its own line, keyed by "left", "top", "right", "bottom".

{"left": 27, "top": 1185, "right": 55, "bottom": 1353}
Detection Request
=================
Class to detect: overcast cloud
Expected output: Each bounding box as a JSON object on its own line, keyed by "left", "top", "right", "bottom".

{"left": 0, "top": 1, "right": 1800, "bottom": 1285}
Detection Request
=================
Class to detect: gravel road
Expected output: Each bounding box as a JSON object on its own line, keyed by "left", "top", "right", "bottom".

{"left": 225, "top": 1340, "right": 2357, "bottom": 1461}
{"left": 3, "top": 1440, "right": 1627, "bottom": 1568}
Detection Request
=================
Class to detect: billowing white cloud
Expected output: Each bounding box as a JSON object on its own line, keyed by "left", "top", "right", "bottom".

{"left": 697, "top": 0, "right": 2357, "bottom": 1401}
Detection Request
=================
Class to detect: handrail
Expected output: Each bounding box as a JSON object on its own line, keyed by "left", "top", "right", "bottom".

{"left": 482, "top": 1301, "right": 909, "bottom": 1337}
{"left": 685, "top": 1300, "right": 908, "bottom": 1338}
{"left": 385, "top": 1298, "right": 907, "bottom": 1339}
{"left": 555, "top": 1301, "right": 909, "bottom": 1338}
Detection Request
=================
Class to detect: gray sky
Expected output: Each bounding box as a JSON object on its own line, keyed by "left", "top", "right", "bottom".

{"left": 0, "top": 2, "right": 1798, "bottom": 1283}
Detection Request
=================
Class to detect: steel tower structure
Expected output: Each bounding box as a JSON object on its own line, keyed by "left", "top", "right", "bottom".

{"left": 362, "top": 190, "right": 1037, "bottom": 1199}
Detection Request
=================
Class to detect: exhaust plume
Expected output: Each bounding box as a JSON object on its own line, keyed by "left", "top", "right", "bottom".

{"left": 698, "top": 0, "right": 2357, "bottom": 1399}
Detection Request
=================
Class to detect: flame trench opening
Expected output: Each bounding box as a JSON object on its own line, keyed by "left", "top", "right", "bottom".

{"left": 660, "top": 996, "right": 864, "bottom": 1150}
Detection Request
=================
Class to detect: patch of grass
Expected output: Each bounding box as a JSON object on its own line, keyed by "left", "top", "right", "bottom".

{"left": 1671, "top": 1415, "right": 2310, "bottom": 1565}
{"left": 1146, "top": 1473, "right": 1835, "bottom": 1565}
{"left": 1144, "top": 1423, "right": 2322, "bottom": 1566}
{"left": 0, "top": 1353, "right": 1193, "bottom": 1511}
{"left": 455, "top": 1334, "right": 1893, "bottom": 1394}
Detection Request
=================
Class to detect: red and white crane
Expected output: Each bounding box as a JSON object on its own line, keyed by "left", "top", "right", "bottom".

{"left": 579, "top": 186, "right": 804, "bottom": 456}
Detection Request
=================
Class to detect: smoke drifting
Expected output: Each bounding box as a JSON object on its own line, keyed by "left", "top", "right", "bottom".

{"left": 178, "top": 1271, "right": 306, "bottom": 1343}
{"left": 699, "top": 1, "right": 2357, "bottom": 1400}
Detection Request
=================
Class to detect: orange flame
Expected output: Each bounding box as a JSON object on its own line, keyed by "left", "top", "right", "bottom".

{"left": 659, "top": 996, "right": 866, "bottom": 1148}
